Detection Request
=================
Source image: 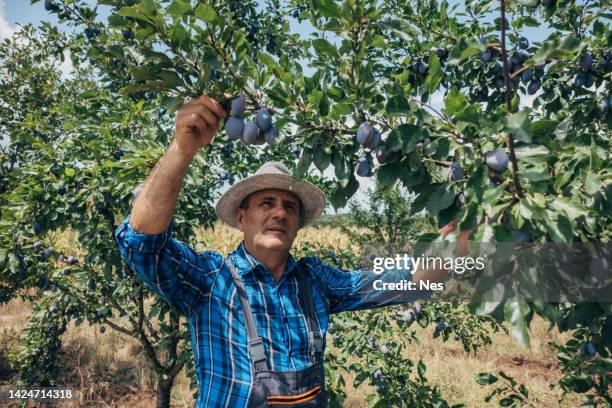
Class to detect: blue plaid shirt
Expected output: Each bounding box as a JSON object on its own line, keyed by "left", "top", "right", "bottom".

{"left": 114, "top": 215, "right": 430, "bottom": 408}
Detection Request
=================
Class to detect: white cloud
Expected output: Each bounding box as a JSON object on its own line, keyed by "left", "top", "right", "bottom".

{"left": 0, "top": 0, "right": 15, "bottom": 41}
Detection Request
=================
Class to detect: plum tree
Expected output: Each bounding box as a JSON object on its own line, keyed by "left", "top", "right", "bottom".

{"left": 2, "top": 0, "right": 610, "bottom": 406}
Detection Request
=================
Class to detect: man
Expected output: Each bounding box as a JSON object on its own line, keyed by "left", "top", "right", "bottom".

{"left": 114, "top": 95, "right": 471, "bottom": 407}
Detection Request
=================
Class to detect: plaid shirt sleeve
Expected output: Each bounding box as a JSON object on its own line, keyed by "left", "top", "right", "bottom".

{"left": 304, "top": 257, "right": 432, "bottom": 314}
{"left": 114, "top": 215, "right": 213, "bottom": 317}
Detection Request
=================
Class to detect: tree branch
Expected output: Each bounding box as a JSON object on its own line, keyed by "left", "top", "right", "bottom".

{"left": 499, "top": 0, "right": 524, "bottom": 199}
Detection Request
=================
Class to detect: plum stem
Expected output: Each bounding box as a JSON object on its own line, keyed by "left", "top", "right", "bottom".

{"left": 499, "top": 0, "right": 524, "bottom": 199}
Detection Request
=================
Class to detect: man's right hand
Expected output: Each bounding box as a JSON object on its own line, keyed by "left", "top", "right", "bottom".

{"left": 173, "top": 94, "right": 227, "bottom": 158}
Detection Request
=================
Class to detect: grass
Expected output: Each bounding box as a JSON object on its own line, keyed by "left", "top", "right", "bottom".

{"left": 0, "top": 223, "right": 583, "bottom": 407}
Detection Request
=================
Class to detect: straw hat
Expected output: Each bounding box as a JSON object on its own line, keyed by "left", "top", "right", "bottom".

{"left": 215, "top": 161, "right": 326, "bottom": 229}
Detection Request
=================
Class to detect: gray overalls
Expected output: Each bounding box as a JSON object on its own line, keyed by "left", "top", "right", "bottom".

{"left": 227, "top": 259, "right": 328, "bottom": 407}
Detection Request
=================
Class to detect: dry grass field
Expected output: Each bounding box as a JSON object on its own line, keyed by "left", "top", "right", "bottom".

{"left": 0, "top": 223, "right": 582, "bottom": 407}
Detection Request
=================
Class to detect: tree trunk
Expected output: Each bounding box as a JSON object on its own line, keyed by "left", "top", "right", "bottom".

{"left": 156, "top": 377, "right": 175, "bottom": 408}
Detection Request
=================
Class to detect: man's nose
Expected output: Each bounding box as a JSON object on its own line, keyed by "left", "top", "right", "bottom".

{"left": 270, "top": 204, "right": 289, "bottom": 220}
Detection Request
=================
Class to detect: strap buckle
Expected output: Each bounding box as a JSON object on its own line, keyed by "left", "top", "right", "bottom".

{"left": 248, "top": 337, "right": 267, "bottom": 365}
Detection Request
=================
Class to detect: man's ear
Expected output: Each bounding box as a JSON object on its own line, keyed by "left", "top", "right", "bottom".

{"left": 235, "top": 207, "right": 245, "bottom": 232}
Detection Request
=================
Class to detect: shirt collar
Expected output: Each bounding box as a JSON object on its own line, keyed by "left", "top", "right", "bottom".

{"left": 229, "top": 241, "right": 298, "bottom": 278}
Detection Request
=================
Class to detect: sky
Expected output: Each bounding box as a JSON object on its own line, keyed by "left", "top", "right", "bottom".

{"left": 0, "top": 0, "right": 557, "bottom": 209}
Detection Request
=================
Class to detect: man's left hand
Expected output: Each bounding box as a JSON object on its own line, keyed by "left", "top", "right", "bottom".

{"left": 439, "top": 220, "right": 476, "bottom": 257}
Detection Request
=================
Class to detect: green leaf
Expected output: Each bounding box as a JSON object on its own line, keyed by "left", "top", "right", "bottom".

{"left": 426, "top": 184, "right": 455, "bottom": 216}
{"left": 531, "top": 119, "right": 557, "bottom": 140}
{"left": 584, "top": 172, "right": 601, "bottom": 195}
{"left": 444, "top": 88, "right": 467, "bottom": 117}
{"left": 386, "top": 94, "right": 410, "bottom": 115}
{"left": 329, "top": 177, "right": 358, "bottom": 209}
{"left": 312, "top": 0, "right": 342, "bottom": 19}
{"left": 386, "top": 18, "right": 415, "bottom": 41}
{"left": 194, "top": 4, "right": 217, "bottom": 23}
{"left": 552, "top": 197, "right": 588, "bottom": 221}
{"left": 118, "top": 7, "right": 153, "bottom": 24}
{"left": 64, "top": 167, "right": 75, "bottom": 177}
{"left": 542, "top": 211, "right": 573, "bottom": 243}
{"left": 475, "top": 372, "right": 498, "bottom": 385}
{"left": 515, "top": 145, "right": 549, "bottom": 157}
{"left": 312, "top": 38, "right": 339, "bottom": 59}
{"left": 332, "top": 102, "right": 352, "bottom": 116}
{"left": 295, "top": 150, "right": 312, "bottom": 179}
{"left": 377, "top": 163, "right": 402, "bottom": 187}
{"left": 533, "top": 34, "right": 581, "bottom": 64}
{"left": 454, "top": 104, "right": 481, "bottom": 125}
{"left": 504, "top": 109, "right": 531, "bottom": 143}
{"left": 256, "top": 51, "right": 276, "bottom": 70}
{"left": 504, "top": 298, "right": 531, "bottom": 348}
{"left": 319, "top": 93, "right": 330, "bottom": 117}
{"left": 448, "top": 38, "right": 480, "bottom": 65}
{"left": 167, "top": 0, "right": 191, "bottom": 16}
{"left": 424, "top": 53, "right": 442, "bottom": 93}
{"left": 313, "top": 147, "right": 330, "bottom": 172}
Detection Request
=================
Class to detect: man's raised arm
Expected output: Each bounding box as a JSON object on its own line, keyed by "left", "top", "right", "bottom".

{"left": 129, "top": 95, "right": 226, "bottom": 234}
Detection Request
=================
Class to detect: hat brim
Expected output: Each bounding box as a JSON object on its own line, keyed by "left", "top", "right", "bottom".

{"left": 215, "top": 173, "right": 326, "bottom": 229}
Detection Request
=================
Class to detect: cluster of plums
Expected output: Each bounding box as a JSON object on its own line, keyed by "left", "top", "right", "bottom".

{"left": 354, "top": 121, "right": 382, "bottom": 177}
{"left": 477, "top": 37, "right": 546, "bottom": 100}
{"left": 224, "top": 95, "right": 279, "bottom": 146}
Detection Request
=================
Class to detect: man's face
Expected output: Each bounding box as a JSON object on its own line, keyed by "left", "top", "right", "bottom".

{"left": 236, "top": 189, "right": 301, "bottom": 253}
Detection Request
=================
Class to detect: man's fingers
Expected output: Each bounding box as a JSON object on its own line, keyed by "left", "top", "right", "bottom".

{"left": 439, "top": 221, "right": 457, "bottom": 235}
{"left": 202, "top": 95, "right": 227, "bottom": 118}
{"left": 178, "top": 112, "right": 208, "bottom": 138}
{"left": 181, "top": 94, "right": 227, "bottom": 119}
{"left": 179, "top": 105, "right": 220, "bottom": 129}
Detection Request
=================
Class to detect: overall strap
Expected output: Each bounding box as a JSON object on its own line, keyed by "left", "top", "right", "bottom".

{"left": 296, "top": 265, "right": 324, "bottom": 364}
{"left": 225, "top": 258, "right": 269, "bottom": 372}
